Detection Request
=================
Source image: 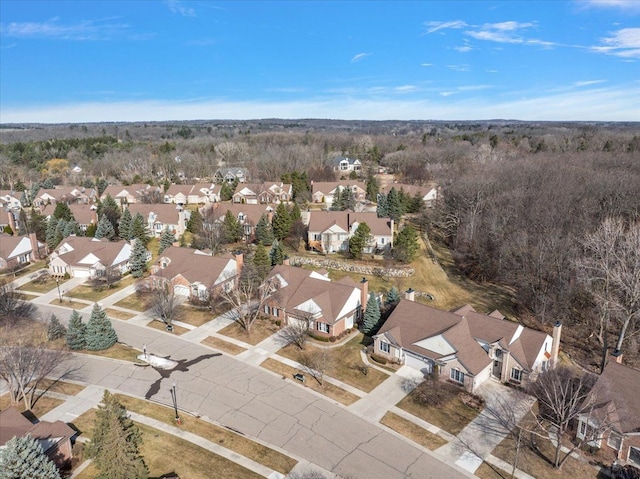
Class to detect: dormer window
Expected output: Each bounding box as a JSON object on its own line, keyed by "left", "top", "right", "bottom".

{"left": 495, "top": 349, "right": 503, "bottom": 359}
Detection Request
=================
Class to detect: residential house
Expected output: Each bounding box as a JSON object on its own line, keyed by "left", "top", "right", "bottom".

{"left": 163, "top": 183, "right": 218, "bottom": 205}
{"left": 146, "top": 246, "right": 240, "bottom": 301}
{"left": 307, "top": 211, "right": 393, "bottom": 254}
{"left": 126, "top": 203, "right": 191, "bottom": 238}
{"left": 100, "top": 184, "right": 163, "bottom": 205}
{"left": 41, "top": 203, "right": 98, "bottom": 232}
{"left": 576, "top": 354, "right": 640, "bottom": 469}
{"left": 373, "top": 296, "right": 558, "bottom": 393}
{"left": 380, "top": 183, "right": 440, "bottom": 208}
{"left": 48, "top": 236, "right": 136, "bottom": 278}
{"left": 0, "top": 190, "right": 22, "bottom": 209}
{"left": 311, "top": 181, "right": 366, "bottom": 208}
{"left": 331, "top": 156, "right": 362, "bottom": 173}
{"left": 206, "top": 203, "right": 274, "bottom": 243}
{"left": 232, "top": 182, "right": 292, "bottom": 205}
{"left": 0, "top": 233, "right": 45, "bottom": 271}
{"left": 214, "top": 167, "right": 250, "bottom": 184}
{"left": 0, "top": 407, "right": 76, "bottom": 470}
{"left": 34, "top": 187, "right": 95, "bottom": 207}
{"left": 263, "top": 264, "right": 368, "bottom": 338}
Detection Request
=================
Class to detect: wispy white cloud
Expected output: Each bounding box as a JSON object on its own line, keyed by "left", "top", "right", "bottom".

{"left": 1, "top": 17, "right": 131, "bottom": 40}
{"left": 264, "top": 87, "right": 308, "bottom": 93}
{"left": 423, "top": 20, "right": 467, "bottom": 34}
{"left": 351, "top": 52, "right": 370, "bottom": 62}
{"left": 421, "top": 63, "right": 433, "bottom": 67}
{"left": 454, "top": 45, "right": 473, "bottom": 52}
{"left": 574, "top": 79, "right": 607, "bottom": 87}
{"left": 447, "top": 64, "right": 470, "bottom": 72}
{"left": 165, "top": 0, "right": 196, "bottom": 17}
{"left": 394, "top": 85, "right": 417, "bottom": 92}
{"left": 0, "top": 42, "right": 17, "bottom": 49}
{"left": 2, "top": 84, "right": 638, "bottom": 122}
{"left": 591, "top": 28, "right": 640, "bottom": 58}
{"left": 439, "top": 91, "right": 456, "bottom": 97}
{"left": 578, "top": 0, "right": 640, "bottom": 11}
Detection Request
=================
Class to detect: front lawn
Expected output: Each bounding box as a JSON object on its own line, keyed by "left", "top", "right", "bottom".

{"left": 105, "top": 308, "right": 135, "bottom": 320}
{"left": 201, "top": 336, "right": 247, "bottom": 355}
{"left": 261, "top": 358, "right": 360, "bottom": 405}
{"left": 278, "top": 333, "right": 389, "bottom": 393}
{"left": 77, "top": 343, "right": 143, "bottom": 363}
{"left": 0, "top": 394, "right": 63, "bottom": 418}
{"left": 178, "top": 305, "right": 213, "bottom": 327}
{"left": 66, "top": 275, "right": 135, "bottom": 302}
{"left": 218, "top": 317, "right": 280, "bottom": 345}
{"left": 20, "top": 276, "right": 70, "bottom": 294}
{"left": 396, "top": 386, "right": 481, "bottom": 435}
{"left": 380, "top": 412, "right": 448, "bottom": 450}
{"left": 146, "top": 319, "right": 190, "bottom": 335}
{"left": 113, "top": 292, "right": 151, "bottom": 312}
{"left": 72, "top": 410, "right": 265, "bottom": 479}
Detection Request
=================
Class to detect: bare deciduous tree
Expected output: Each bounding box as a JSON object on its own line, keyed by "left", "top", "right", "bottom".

{"left": 280, "top": 314, "right": 312, "bottom": 350}
{"left": 0, "top": 326, "right": 71, "bottom": 410}
{"left": 148, "top": 282, "right": 182, "bottom": 329}
{"left": 219, "top": 264, "right": 272, "bottom": 334}
{"left": 0, "top": 280, "right": 38, "bottom": 324}
{"left": 299, "top": 348, "right": 333, "bottom": 386}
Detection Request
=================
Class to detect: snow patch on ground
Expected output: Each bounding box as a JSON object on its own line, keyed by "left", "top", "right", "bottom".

{"left": 137, "top": 354, "right": 178, "bottom": 370}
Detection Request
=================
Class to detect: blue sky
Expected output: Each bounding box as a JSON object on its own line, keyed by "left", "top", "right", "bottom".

{"left": 1, "top": 0, "right": 639, "bottom": 123}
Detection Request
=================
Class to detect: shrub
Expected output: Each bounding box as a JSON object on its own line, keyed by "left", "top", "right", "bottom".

{"left": 308, "top": 332, "right": 330, "bottom": 342}
{"left": 370, "top": 354, "right": 388, "bottom": 364}
{"left": 412, "top": 374, "right": 460, "bottom": 407}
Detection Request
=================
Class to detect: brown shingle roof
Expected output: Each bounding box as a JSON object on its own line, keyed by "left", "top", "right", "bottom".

{"left": 307, "top": 211, "right": 392, "bottom": 237}
{"left": 0, "top": 407, "right": 75, "bottom": 446}
{"left": 55, "top": 236, "right": 129, "bottom": 268}
{"left": 153, "top": 246, "right": 236, "bottom": 286}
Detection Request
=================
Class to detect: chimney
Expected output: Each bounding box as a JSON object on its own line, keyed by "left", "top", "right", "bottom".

{"left": 283, "top": 256, "right": 290, "bottom": 266}
{"left": 611, "top": 349, "right": 623, "bottom": 364}
{"left": 551, "top": 321, "right": 562, "bottom": 367}
{"left": 405, "top": 288, "right": 415, "bottom": 302}
{"left": 267, "top": 210, "right": 273, "bottom": 223}
{"left": 91, "top": 207, "right": 98, "bottom": 225}
{"left": 233, "top": 251, "right": 244, "bottom": 276}
{"left": 29, "top": 232, "right": 41, "bottom": 260}
{"left": 7, "top": 210, "right": 16, "bottom": 234}
{"left": 360, "top": 278, "right": 368, "bottom": 312}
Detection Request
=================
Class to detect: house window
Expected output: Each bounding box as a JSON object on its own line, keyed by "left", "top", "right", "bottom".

{"left": 510, "top": 368, "right": 522, "bottom": 382}
{"left": 264, "top": 305, "right": 270, "bottom": 315}
{"left": 495, "top": 349, "right": 503, "bottom": 359}
{"left": 450, "top": 368, "right": 465, "bottom": 384}
{"left": 607, "top": 432, "right": 622, "bottom": 451}
{"left": 629, "top": 446, "right": 640, "bottom": 467}
{"left": 273, "top": 308, "right": 279, "bottom": 318}
{"left": 316, "top": 322, "right": 329, "bottom": 333}
{"left": 380, "top": 341, "right": 391, "bottom": 354}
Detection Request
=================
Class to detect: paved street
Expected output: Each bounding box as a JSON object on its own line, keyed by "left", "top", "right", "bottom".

{"left": 35, "top": 303, "right": 474, "bottom": 479}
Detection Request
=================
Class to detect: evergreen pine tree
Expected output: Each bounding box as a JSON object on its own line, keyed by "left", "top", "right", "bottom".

{"left": 46, "top": 217, "right": 60, "bottom": 250}
{"left": 385, "top": 286, "right": 400, "bottom": 306}
{"left": 387, "top": 187, "right": 404, "bottom": 221}
{"left": 158, "top": 227, "right": 175, "bottom": 255}
{"left": 272, "top": 202, "right": 291, "bottom": 240}
{"left": 376, "top": 193, "right": 389, "bottom": 218}
{"left": 254, "top": 213, "right": 274, "bottom": 245}
{"left": 0, "top": 434, "right": 62, "bottom": 479}
{"left": 95, "top": 215, "right": 115, "bottom": 240}
{"left": 220, "top": 181, "right": 233, "bottom": 201}
{"left": 95, "top": 177, "right": 109, "bottom": 196}
{"left": 365, "top": 172, "right": 380, "bottom": 202}
{"left": 118, "top": 208, "right": 132, "bottom": 240}
{"left": 47, "top": 314, "right": 67, "bottom": 340}
{"left": 42, "top": 178, "right": 54, "bottom": 189}
{"left": 85, "top": 223, "right": 97, "bottom": 237}
{"left": 85, "top": 304, "right": 118, "bottom": 351}
{"left": 222, "top": 210, "right": 242, "bottom": 243}
{"left": 129, "top": 240, "right": 149, "bottom": 278}
{"left": 362, "top": 292, "right": 381, "bottom": 334}
{"left": 393, "top": 225, "right": 420, "bottom": 263}
{"left": 66, "top": 310, "right": 86, "bottom": 350}
{"left": 128, "top": 213, "right": 150, "bottom": 245}
{"left": 330, "top": 187, "right": 345, "bottom": 211}
{"left": 186, "top": 208, "right": 203, "bottom": 234}
{"left": 349, "top": 222, "right": 372, "bottom": 260}
{"left": 97, "top": 195, "right": 121, "bottom": 236}
{"left": 63, "top": 219, "right": 80, "bottom": 237}
{"left": 270, "top": 239, "right": 285, "bottom": 266}
{"left": 289, "top": 203, "right": 302, "bottom": 223}
{"left": 87, "top": 390, "right": 148, "bottom": 479}
{"left": 28, "top": 182, "right": 41, "bottom": 206}
{"left": 253, "top": 243, "right": 271, "bottom": 279}
{"left": 52, "top": 202, "right": 73, "bottom": 221}
{"left": 342, "top": 186, "right": 356, "bottom": 211}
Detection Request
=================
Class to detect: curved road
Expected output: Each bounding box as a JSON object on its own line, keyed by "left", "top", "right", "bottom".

{"left": 37, "top": 303, "right": 471, "bottom": 479}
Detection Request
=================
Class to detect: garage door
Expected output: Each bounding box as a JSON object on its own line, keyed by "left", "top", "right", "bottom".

{"left": 72, "top": 268, "right": 91, "bottom": 278}
{"left": 405, "top": 352, "right": 432, "bottom": 375}
{"left": 174, "top": 285, "right": 190, "bottom": 297}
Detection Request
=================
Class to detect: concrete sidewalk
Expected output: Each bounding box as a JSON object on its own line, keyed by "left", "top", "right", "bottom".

{"left": 348, "top": 365, "right": 424, "bottom": 421}
{"left": 40, "top": 384, "right": 105, "bottom": 423}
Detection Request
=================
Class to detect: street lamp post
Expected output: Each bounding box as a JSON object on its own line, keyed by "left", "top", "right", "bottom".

{"left": 56, "top": 277, "right": 62, "bottom": 303}
{"left": 170, "top": 381, "right": 181, "bottom": 425}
